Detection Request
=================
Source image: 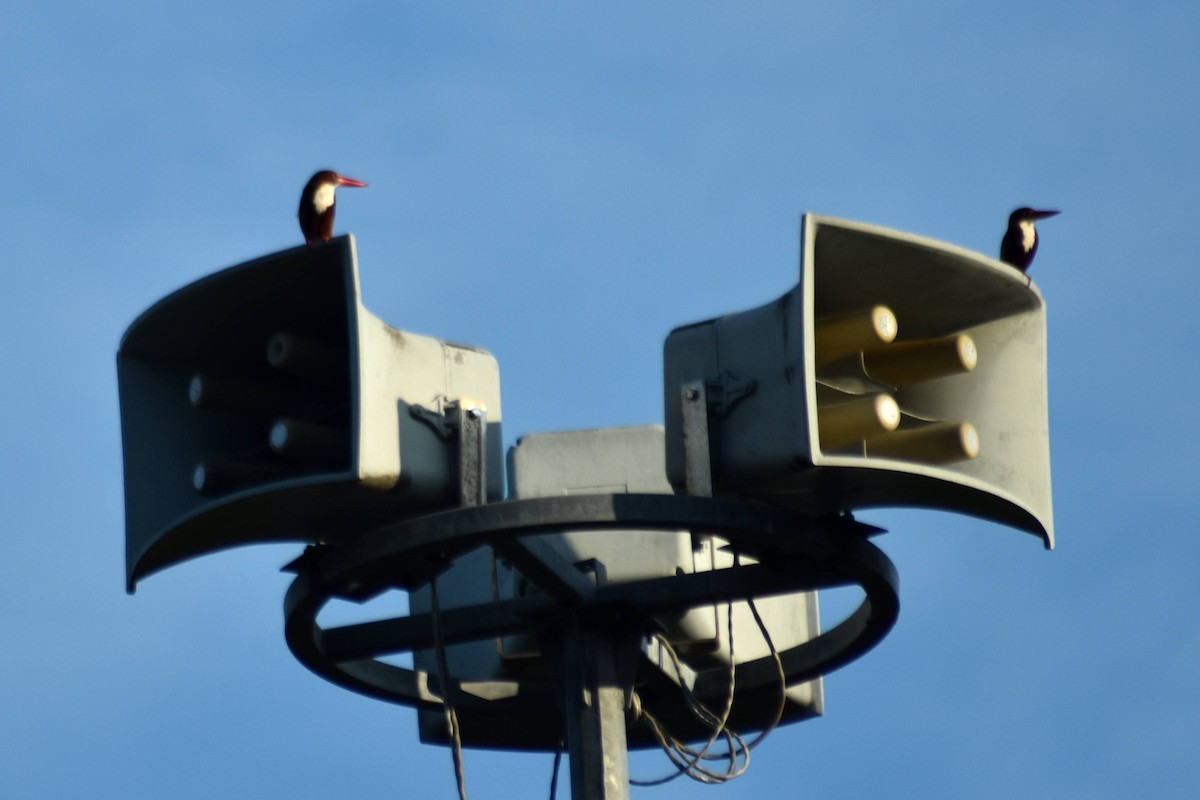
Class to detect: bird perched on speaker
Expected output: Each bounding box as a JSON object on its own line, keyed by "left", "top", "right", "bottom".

{"left": 1000, "top": 207, "right": 1059, "bottom": 283}
{"left": 298, "top": 170, "right": 368, "bottom": 246}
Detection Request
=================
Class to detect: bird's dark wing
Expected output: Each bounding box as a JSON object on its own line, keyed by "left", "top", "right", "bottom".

{"left": 999, "top": 229, "right": 1019, "bottom": 266}
{"left": 298, "top": 201, "right": 316, "bottom": 244}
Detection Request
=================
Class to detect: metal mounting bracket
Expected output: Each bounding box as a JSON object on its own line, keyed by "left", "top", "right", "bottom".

{"left": 409, "top": 400, "right": 454, "bottom": 440}
{"left": 705, "top": 371, "right": 757, "bottom": 418}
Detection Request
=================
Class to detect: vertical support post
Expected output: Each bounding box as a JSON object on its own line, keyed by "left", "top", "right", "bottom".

{"left": 560, "top": 619, "right": 633, "bottom": 800}
{"left": 472, "top": 395, "right": 641, "bottom": 799}
{"left": 680, "top": 380, "right": 713, "bottom": 498}
{"left": 431, "top": 400, "right": 489, "bottom": 800}
{"left": 454, "top": 401, "right": 487, "bottom": 508}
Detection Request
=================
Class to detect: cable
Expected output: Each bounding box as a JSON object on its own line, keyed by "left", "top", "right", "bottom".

{"left": 430, "top": 575, "right": 467, "bottom": 800}
{"left": 548, "top": 745, "right": 563, "bottom": 800}
{"left": 631, "top": 601, "right": 748, "bottom": 786}
{"left": 629, "top": 553, "right": 790, "bottom": 787}
{"left": 727, "top": 551, "right": 788, "bottom": 753}
{"left": 738, "top": 594, "right": 787, "bottom": 751}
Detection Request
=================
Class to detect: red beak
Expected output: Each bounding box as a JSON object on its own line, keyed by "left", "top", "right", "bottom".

{"left": 336, "top": 175, "right": 368, "bottom": 188}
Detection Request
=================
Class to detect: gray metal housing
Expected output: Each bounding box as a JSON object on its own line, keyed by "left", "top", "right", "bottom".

{"left": 664, "top": 214, "right": 1054, "bottom": 546}
{"left": 117, "top": 236, "right": 503, "bottom": 590}
{"left": 410, "top": 425, "right": 823, "bottom": 746}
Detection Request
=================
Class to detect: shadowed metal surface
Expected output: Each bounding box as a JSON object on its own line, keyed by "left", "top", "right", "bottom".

{"left": 283, "top": 493, "right": 899, "bottom": 750}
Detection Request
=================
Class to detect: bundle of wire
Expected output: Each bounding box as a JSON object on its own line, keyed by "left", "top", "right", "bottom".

{"left": 631, "top": 591, "right": 787, "bottom": 786}
{"left": 432, "top": 556, "right": 790, "bottom": 797}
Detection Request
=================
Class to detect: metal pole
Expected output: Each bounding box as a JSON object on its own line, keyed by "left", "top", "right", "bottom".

{"left": 559, "top": 617, "right": 633, "bottom": 800}
{"left": 558, "top": 381, "right": 716, "bottom": 800}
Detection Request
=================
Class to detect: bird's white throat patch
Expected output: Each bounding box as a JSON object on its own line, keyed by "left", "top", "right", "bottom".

{"left": 312, "top": 183, "right": 336, "bottom": 214}
{"left": 1020, "top": 219, "right": 1037, "bottom": 252}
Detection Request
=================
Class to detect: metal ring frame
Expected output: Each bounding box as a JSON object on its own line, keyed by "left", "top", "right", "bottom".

{"left": 284, "top": 493, "right": 899, "bottom": 746}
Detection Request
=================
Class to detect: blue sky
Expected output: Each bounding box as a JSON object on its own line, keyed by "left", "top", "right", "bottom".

{"left": 3, "top": 2, "right": 1198, "bottom": 798}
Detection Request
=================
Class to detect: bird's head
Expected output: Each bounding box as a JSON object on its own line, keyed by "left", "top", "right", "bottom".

{"left": 1008, "top": 207, "right": 1060, "bottom": 226}
{"left": 304, "top": 170, "right": 368, "bottom": 213}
